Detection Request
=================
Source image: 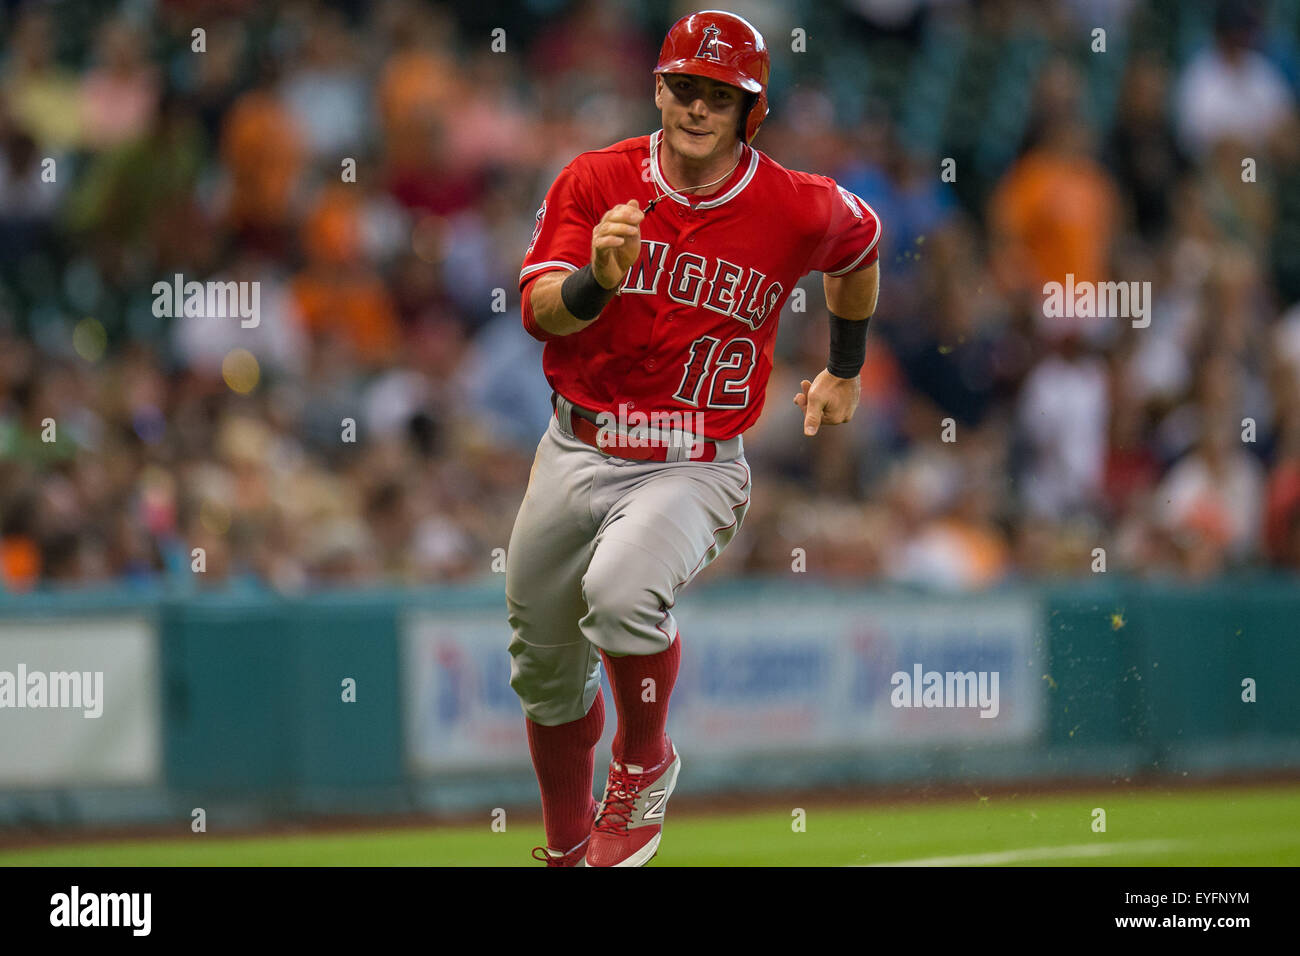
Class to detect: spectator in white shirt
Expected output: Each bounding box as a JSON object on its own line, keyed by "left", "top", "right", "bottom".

{"left": 1175, "top": 3, "right": 1296, "bottom": 159}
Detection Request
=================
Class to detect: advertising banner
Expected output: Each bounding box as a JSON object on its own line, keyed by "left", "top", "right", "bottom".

{"left": 0, "top": 616, "right": 160, "bottom": 787}
{"left": 403, "top": 593, "right": 1043, "bottom": 773}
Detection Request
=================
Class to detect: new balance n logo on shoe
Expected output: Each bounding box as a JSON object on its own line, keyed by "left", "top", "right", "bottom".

{"left": 643, "top": 788, "right": 669, "bottom": 820}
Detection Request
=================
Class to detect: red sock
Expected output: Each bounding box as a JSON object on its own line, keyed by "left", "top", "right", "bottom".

{"left": 526, "top": 692, "right": 604, "bottom": 852}
{"left": 599, "top": 630, "right": 681, "bottom": 768}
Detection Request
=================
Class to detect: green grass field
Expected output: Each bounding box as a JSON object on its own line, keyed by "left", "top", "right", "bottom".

{"left": 2, "top": 784, "right": 1298, "bottom": 866}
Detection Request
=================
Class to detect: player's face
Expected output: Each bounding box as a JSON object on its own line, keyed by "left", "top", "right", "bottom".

{"left": 655, "top": 73, "right": 744, "bottom": 162}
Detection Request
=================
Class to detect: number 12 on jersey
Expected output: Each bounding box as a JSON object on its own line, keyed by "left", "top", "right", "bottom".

{"left": 673, "top": 335, "right": 758, "bottom": 408}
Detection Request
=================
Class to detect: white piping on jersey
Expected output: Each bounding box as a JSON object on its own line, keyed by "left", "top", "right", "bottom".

{"left": 649, "top": 129, "right": 760, "bottom": 210}
{"left": 520, "top": 259, "right": 581, "bottom": 282}
{"left": 824, "top": 195, "right": 882, "bottom": 276}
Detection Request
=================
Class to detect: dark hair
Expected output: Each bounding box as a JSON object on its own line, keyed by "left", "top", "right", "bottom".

{"left": 738, "top": 92, "right": 755, "bottom": 141}
{"left": 1215, "top": 0, "right": 1260, "bottom": 38}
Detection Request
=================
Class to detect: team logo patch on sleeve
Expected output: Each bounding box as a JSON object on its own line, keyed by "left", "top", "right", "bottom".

{"left": 836, "top": 185, "right": 864, "bottom": 219}
{"left": 526, "top": 201, "right": 547, "bottom": 255}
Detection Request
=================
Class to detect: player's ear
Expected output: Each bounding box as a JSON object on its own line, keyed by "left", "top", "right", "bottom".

{"left": 653, "top": 74, "right": 663, "bottom": 109}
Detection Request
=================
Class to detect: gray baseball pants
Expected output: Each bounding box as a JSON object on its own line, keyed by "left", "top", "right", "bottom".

{"left": 506, "top": 393, "right": 752, "bottom": 726}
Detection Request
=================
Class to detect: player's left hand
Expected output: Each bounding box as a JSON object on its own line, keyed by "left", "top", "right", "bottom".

{"left": 794, "top": 369, "right": 860, "bottom": 436}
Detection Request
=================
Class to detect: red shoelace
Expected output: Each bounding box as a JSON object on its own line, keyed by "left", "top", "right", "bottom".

{"left": 593, "top": 764, "right": 641, "bottom": 834}
{"left": 532, "top": 834, "right": 590, "bottom": 865}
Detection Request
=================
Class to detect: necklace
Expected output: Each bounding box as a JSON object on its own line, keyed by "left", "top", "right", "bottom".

{"left": 645, "top": 136, "right": 745, "bottom": 213}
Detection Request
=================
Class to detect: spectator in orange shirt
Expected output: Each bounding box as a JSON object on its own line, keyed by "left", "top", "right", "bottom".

{"left": 989, "top": 114, "right": 1121, "bottom": 302}
{"left": 291, "top": 184, "right": 400, "bottom": 366}
{"left": 375, "top": 6, "right": 484, "bottom": 215}
{"left": 219, "top": 64, "right": 304, "bottom": 253}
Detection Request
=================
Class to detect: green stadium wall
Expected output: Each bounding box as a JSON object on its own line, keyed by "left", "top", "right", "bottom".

{"left": 0, "top": 578, "right": 1297, "bottom": 827}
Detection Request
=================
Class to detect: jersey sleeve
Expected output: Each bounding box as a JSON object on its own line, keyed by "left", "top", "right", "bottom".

{"left": 806, "top": 177, "right": 882, "bottom": 276}
{"left": 519, "top": 161, "right": 599, "bottom": 288}
{"left": 519, "top": 161, "right": 600, "bottom": 342}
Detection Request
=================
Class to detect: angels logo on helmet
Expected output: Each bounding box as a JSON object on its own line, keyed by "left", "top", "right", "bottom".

{"left": 694, "top": 24, "right": 723, "bottom": 61}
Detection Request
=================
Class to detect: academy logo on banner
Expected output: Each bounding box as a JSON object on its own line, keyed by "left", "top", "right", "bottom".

{"left": 401, "top": 596, "right": 1041, "bottom": 772}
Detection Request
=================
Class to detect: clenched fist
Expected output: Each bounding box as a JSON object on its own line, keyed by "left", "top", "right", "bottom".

{"left": 591, "top": 199, "right": 644, "bottom": 290}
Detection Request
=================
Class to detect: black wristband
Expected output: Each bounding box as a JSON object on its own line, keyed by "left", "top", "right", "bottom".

{"left": 560, "top": 264, "right": 617, "bottom": 321}
{"left": 827, "top": 311, "right": 870, "bottom": 379}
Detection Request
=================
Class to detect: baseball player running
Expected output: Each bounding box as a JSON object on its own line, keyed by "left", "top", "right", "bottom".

{"left": 510, "top": 9, "right": 881, "bottom": 866}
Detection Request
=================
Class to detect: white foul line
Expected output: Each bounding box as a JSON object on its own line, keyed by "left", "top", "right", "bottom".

{"left": 858, "top": 840, "right": 1183, "bottom": 867}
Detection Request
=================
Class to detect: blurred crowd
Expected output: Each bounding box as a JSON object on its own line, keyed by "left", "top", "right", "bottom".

{"left": 1, "top": 0, "right": 1299, "bottom": 593}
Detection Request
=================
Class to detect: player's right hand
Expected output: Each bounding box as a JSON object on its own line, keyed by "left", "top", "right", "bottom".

{"left": 591, "top": 199, "right": 643, "bottom": 291}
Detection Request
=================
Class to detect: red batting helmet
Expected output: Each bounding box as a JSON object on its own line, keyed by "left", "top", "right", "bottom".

{"left": 653, "top": 10, "right": 770, "bottom": 144}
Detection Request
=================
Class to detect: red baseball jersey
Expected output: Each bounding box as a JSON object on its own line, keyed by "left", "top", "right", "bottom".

{"left": 519, "top": 130, "right": 881, "bottom": 440}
